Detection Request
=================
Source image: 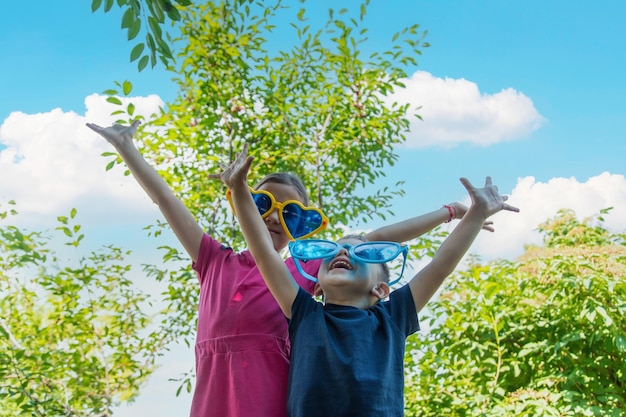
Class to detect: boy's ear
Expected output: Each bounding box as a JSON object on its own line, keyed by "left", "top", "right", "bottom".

{"left": 313, "top": 283, "right": 324, "bottom": 297}
{"left": 371, "top": 282, "right": 390, "bottom": 300}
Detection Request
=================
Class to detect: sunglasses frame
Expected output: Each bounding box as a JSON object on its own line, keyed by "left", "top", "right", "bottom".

{"left": 226, "top": 187, "right": 329, "bottom": 241}
{"left": 289, "top": 239, "right": 408, "bottom": 285}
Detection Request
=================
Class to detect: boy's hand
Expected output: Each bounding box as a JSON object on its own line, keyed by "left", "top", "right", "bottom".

{"left": 208, "top": 142, "right": 254, "bottom": 190}
{"left": 460, "top": 176, "right": 519, "bottom": 219}
{"left": 85, "top": 120, "right": 141, "bottom": 148}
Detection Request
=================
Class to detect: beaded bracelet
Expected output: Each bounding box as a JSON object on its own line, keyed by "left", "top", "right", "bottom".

{"left": 443, "top": 205, "right": 455, "bottom": 223}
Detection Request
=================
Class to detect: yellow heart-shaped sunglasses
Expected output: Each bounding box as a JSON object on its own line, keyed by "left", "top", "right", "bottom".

{"left": 227, "top": 187, "right": 329, "bottom": 240}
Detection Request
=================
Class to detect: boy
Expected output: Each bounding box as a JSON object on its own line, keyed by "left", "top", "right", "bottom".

{"left": 220, "top": 143, "right": 519, "bottom": 417}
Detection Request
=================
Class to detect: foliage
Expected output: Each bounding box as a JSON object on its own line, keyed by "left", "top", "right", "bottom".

{"left": 91, "top": 0, "right": 192, "bottom": 71}
{"left": 102, "top": 0, "right": 429, "bottom": 392}
{"left": 404, "top": 209, "right": 626, "bottom": 416}
{"left": 0, "top": 202, "right": 169, "bottom": 416}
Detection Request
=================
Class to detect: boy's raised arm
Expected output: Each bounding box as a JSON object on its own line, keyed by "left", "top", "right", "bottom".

{"left": 365, "top": 202, "right": 495, "bottom": 244}
{"left": 86, "top": 121, "right": 204, "bottom": 262}
{"left": 408, "top": 177, "right": 519, "bottom": 313}
{"left": 213, "top": 143, "right": 299, "bottom": 318}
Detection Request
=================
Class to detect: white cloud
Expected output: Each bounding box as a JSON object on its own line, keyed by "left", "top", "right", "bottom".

{"left": 0, "top": 94, "right": 165, "bottom": 229}
{"left": 387, "top": 71, "right": 545, "bottom": 148}
{"left": 467, "top": 172, "right": 626, "bottom": 260}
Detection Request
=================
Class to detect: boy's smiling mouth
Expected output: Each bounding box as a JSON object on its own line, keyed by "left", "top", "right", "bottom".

{"left": 329, "top": 258, "right": 353, "bottom": 270}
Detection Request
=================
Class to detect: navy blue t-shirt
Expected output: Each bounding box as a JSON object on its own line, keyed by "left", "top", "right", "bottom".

{"left": 287, "top": 285, "right": 419, "bottom": 417}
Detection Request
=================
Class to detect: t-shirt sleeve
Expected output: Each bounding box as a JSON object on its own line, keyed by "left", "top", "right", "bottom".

{"left": 388, "top": 285, "right": 420, "bottom": 336}
{"left": 288, "top": 286, "right": 320, "bottom": 336}
{"left": 192, "top": 233, "right": 232, "bottom": 285}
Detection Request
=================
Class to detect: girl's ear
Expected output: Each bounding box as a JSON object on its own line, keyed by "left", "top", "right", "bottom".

{"left": 371, "top": 282, "right": 390, "bottom": 300}
{"left": 314, "top": 283, "right": 324, "bottom": 297}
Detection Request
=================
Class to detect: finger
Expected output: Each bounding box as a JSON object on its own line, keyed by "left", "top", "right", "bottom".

{"left": 484, "top": 176, "right": 493, "bottom": 186}
{"left": 459, "top": 177, "right": 473, "bottom": 191}
{"left": 128, "top": 119, "right": 141, "bottom": 134}
{"left": 503, "top": 203, "right": 520, "bottom": 213}
{"left": 241, "top": 155, "right": 254, "bottom": 175}
{"left": 502, "top": 195, "right": 508, "bottom": 201}
{"left": 85, "top": 123, "right": 102, "bottom": 133}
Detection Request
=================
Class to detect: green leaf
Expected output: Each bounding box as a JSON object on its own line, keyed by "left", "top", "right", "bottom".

{"left": 122, "top": 80, "right": 133, "bottom": 95}
{"left": 104, "top": 0, "right": 115, "bottom": 12}
{"left": 128, "top": 20, "right": 141, "bottom": 40}
{"left": 148, "top": 16, "right": 162, "bottom": 37}
{"left": 121, "top": 7, "right": 135, "bottom": 29}
{"left": 151, "top": 0, "right": 165, "bottom": 23}
{"left": 146, "top": 33, "right": 156, "bottom": 51}
{"left": 595, "top": 305, "right": 613, "bottom": 326}
{"left": 130, "top": 43, "right": 145, "bottom": 62}
{"left": 91, "top": 0, "right": 103, "bottom": 12}
{"left": 165, "top": 6, "right": 181, "bottom": 21}
{"left": 106, "top": 160, "right": 116, "bottom": 171}
{"left": 156, "top": 37, "right": 173, "bottom": 60}
{"left": 616, "top": 334, "right": 626, "bottom": 352}
{"left": 107, "top": 97, "right": 123, "bottom": 105}
{"left": 137, "top": 55, "right": 150, "bottom": 71}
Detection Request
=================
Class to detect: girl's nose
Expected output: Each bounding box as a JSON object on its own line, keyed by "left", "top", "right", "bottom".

{"left": 264, "top": 207, "right": 280, "bottom": 223}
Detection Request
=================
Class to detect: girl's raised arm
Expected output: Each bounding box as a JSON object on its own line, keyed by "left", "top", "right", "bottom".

{"left": 86, "top": 121, "right": 204, "bottom": 262}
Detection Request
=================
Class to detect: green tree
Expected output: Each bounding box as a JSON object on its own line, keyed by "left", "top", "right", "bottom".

{"left": 0, "top": 202, "right": 168, "bottom": 416}
{"left": 102, "top": 0, "right": 429, "bottom": 387}
{"left": 404, "top": 209, "right": 626, "bottom": 416}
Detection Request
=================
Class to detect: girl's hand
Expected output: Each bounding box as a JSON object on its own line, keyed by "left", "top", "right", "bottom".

{"left": 85, "top": 120, "right": 141, "bottom": 149}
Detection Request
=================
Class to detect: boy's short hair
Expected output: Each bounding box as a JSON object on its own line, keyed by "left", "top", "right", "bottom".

{"left": 340, "top": 234, "right": 391, "bottom": 283}
{"left": 254, "top": 172, "right": 309, "bottom": 206}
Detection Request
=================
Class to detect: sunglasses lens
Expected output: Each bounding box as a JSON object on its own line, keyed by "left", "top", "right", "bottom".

{"left": 353, "top": 243, "right": 400, "bottom": 262}
{"left": 291, "top": 240, "right": 337, "bottom": 259}
{"left": 282, "top": 203, "right": 324, "bottom": 239}
{"left": 252, "top": 193, "right": 273, "bottom": 216}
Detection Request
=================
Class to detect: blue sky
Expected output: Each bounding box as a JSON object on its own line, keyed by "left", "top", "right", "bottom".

{"left": 2, "top": 1, "right": 626, "bottom": 415}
